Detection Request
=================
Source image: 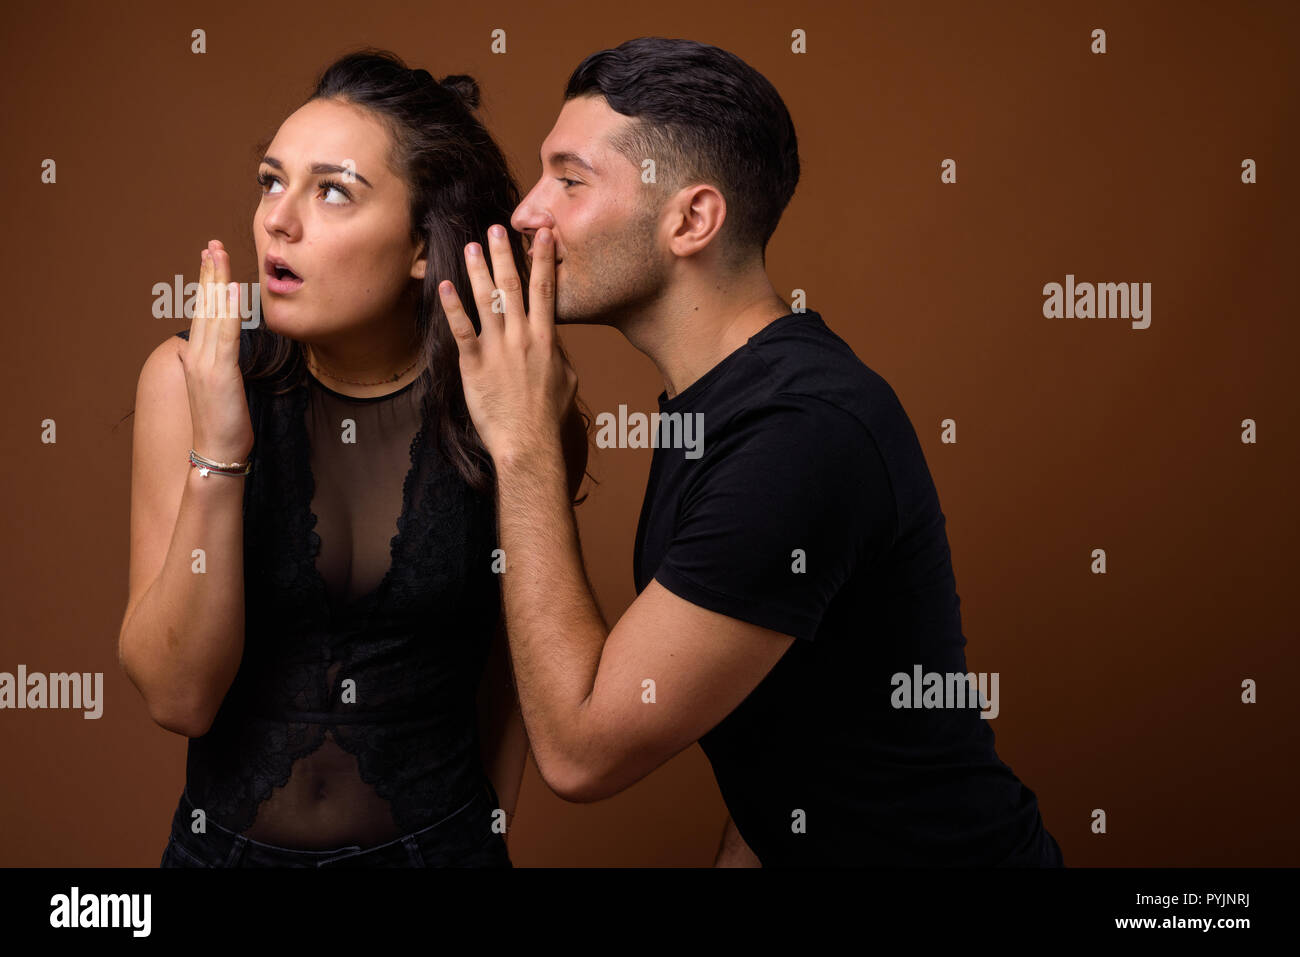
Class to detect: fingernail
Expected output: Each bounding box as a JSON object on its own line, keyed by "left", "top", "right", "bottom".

{"left": 490, "top": 225, "right": 505, "bottom": 239}
{"left": 468, "top": 243, "right": 481, "bottom": 257}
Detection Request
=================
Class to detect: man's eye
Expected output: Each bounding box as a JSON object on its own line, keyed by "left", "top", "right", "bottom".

{"left": 557, "top": 178, "right": 580, "bottom": 188}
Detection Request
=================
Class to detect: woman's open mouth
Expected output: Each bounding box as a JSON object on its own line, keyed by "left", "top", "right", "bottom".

{"left": 265, "top": 256, "right": 304, "bottom": 294}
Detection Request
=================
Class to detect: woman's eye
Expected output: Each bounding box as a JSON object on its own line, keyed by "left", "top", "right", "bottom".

{"left": 256, "top": 172, "right": 350, "bottom": 205}
{"left": 557, "top": 178, "right": 580, "bottom": 189}
{"left": 318, "top": 179, "right": 352, "bottom": 205}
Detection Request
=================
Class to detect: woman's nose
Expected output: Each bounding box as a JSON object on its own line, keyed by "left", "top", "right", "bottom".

{"left": 262, "top": 200, "right": 300, "bottom": 239}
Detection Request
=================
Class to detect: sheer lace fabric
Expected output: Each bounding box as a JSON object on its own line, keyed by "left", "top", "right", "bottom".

{"left": 172, "top": 330, "right": 501, "bottom": 848}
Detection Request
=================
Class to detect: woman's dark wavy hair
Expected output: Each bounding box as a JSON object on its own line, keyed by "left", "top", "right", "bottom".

{"left": 236, "top": 48, "right": 587, "bottom": 495}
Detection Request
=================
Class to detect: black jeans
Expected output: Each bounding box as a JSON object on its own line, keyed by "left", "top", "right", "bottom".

{"left": 160, "top": 779, "right": 512, "bottom": 868}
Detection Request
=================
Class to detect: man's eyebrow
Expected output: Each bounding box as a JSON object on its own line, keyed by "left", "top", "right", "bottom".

{"left": 260, "top": 155, "right": 373, "bottom": 188}
{"left": 541, "top": 150, "right": 596, "bottom": 175}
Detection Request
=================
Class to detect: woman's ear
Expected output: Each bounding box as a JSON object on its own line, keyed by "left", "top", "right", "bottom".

{"left": 410, "top": 242, "right": 428, "bottom": 280}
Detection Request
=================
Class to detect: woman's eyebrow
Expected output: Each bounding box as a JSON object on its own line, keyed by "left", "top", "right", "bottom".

{"left": 260, "top": 155, "right": 374, "bottom": 188}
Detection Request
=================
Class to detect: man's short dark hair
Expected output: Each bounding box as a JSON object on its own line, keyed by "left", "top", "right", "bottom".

{"left": 564, "top": 36, "right": 800, "bottom": 266}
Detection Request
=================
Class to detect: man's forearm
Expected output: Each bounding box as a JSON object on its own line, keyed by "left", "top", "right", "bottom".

{"left": 494, "top": 443, "right": 608, "bottom": 787}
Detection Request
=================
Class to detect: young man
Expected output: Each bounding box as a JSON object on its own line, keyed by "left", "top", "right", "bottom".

{"left": 437, "top": 37, "right": 1062, "bottom": 867}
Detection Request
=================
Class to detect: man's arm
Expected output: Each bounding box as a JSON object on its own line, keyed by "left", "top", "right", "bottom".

{"left": 714, "top": 815, "right": 762, "bottom": 867}
{"left": 493, "top": 443, "right": 795, "bottom": 801}
{"left": 439, "top": 225, "right": 868, "bottom": 806}
{"left": 474, "top": 401, "right": 587, "bottom": 841}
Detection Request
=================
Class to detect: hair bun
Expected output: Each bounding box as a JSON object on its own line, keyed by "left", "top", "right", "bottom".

{"left": 438, "top": 73, "right": 480, "bottom": 110}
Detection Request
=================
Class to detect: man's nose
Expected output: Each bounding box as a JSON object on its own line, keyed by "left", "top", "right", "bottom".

{"left": 511, "top": 188, "right": 551, "bottom": 234}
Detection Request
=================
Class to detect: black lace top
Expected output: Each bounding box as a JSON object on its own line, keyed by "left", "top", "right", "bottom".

{"left": 171, "top": 328, "right": 501, "bottom": 846}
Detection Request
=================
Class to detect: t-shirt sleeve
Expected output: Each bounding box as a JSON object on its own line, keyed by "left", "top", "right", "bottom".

{"left": 650, "top": 397, "right": 897, "bottom": 641}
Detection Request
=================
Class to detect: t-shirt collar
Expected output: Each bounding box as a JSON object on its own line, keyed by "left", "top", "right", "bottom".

{"left": 657, "top": 310, "right": 819, "bottom": 409}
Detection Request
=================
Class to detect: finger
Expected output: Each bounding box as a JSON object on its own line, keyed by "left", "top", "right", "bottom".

{"left": 438, "top": 280, "right": 482, "bottom": 362}
{"left": 211, "top": 239, "right": 231, "bottom": 290}
{"left": 486, "top": 225, "right": 525, "bottom": 334}
{"left": 203, "top": 242, "right": 235, "bottom": 365}
{"left": 190, "top": 246, "right": 214, "bottom": 357}
{"left": 199, "top": 244, "right": 213, "bottom": 292}
{"left": 529, "top": 227, "right": 557, "bottom": 335}
{"left": 219, "top": 282, "right": 240, "bottom": 352}
{"left": 213, "top": 244, "right": 241, "bottom": 343}
{"left": 211, "top": 243, "right": 234, "bottom": 324}
{"left": 463, "top": 241, "right": 502, "bottom": 339}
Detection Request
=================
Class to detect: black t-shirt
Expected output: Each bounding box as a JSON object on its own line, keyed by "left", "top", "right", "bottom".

{"left": 633, "top": 311, "right": 1062, "bottom": 866}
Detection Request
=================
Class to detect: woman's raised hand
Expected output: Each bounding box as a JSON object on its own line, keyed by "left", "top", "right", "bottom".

{"left": 179, "top": 240, "right": 254, "bottom": 464}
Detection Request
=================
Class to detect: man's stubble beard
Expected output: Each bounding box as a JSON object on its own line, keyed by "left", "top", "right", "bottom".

{"left": 554, "top": 205, "right": 667, "bottom": 329}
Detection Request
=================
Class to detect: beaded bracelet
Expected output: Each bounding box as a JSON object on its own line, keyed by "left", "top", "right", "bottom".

{"left": 189, "top": 449, "right": 253, "bottom": 477}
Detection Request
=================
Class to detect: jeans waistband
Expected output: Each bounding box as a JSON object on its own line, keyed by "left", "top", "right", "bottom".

{"left": 170, "top": 779, "right": 501, "bottom": 868}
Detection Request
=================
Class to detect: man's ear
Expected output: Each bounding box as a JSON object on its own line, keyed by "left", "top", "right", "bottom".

{"left": 668, "top": 183, "right": 727, "bottom": 259}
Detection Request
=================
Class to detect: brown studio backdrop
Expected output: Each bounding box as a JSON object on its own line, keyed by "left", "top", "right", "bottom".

{"left": 0, "top": 0, "right": 1295, "bottom": 866}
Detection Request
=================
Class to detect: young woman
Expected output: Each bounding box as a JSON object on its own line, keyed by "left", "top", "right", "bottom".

{"left": 119, "top": 49, "right": 588, "bottom": 867}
